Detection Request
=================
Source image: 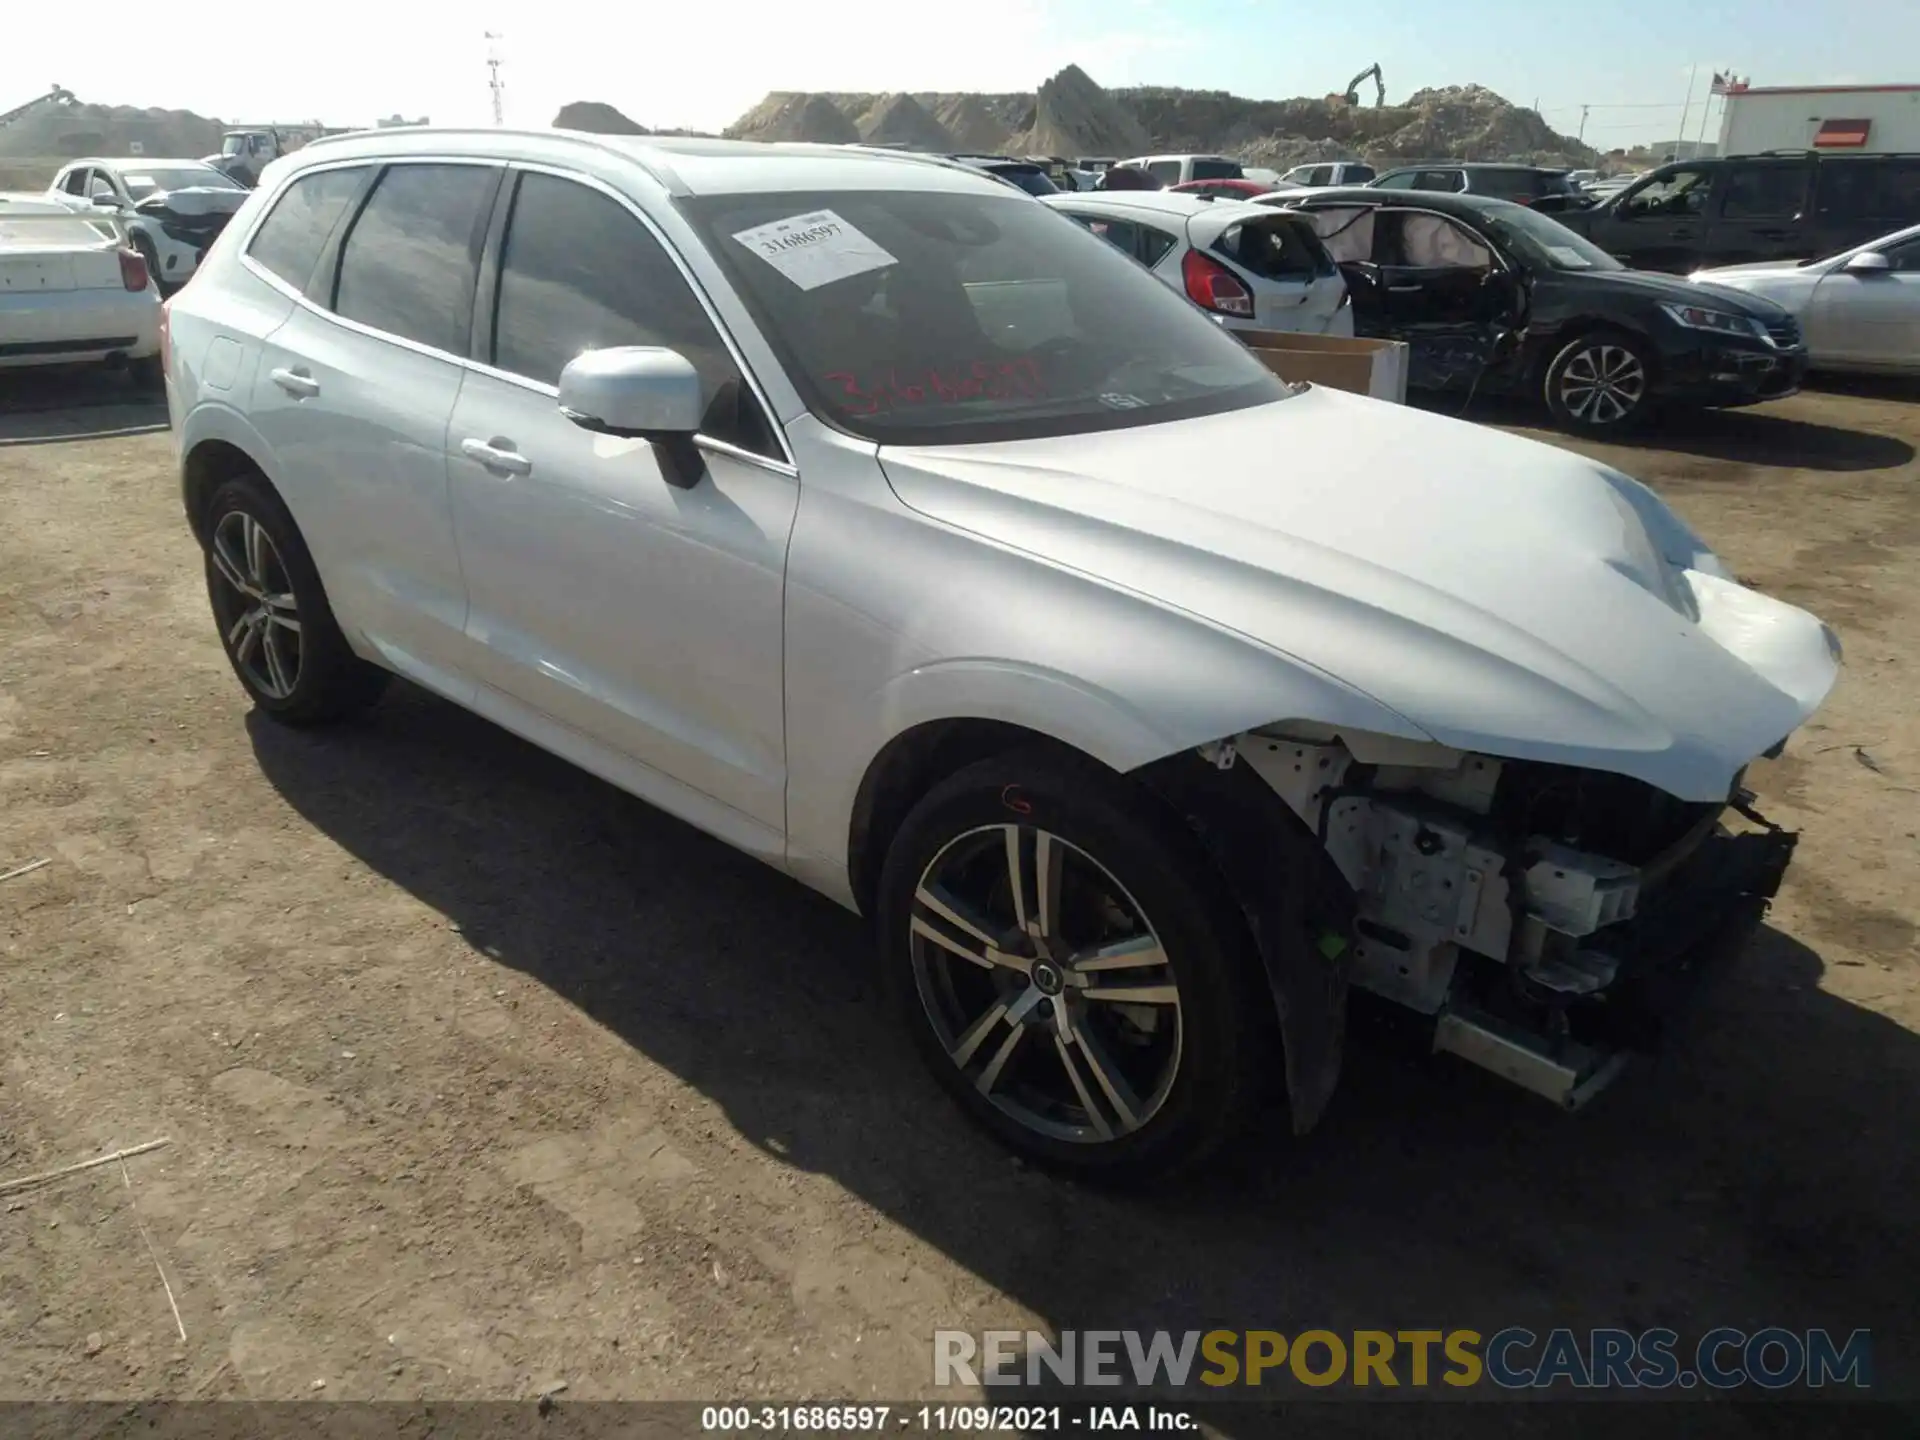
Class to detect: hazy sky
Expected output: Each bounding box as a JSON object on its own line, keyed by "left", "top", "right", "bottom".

{"left": 9, "top": 0, "right": 1916, "bottom": 151}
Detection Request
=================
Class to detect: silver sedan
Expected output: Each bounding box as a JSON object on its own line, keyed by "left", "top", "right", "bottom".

{"left": 1692, "top": 222, "right": 1920, "bottom": 376}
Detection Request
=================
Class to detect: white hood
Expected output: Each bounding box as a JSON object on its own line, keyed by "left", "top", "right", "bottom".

{"left": 877, "top": 388, "right": 1840, "bottom": 801}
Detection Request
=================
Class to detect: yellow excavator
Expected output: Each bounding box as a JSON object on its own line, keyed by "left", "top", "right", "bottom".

{"left": 1331, "top": 64, "right": 1385, "bottom": 108}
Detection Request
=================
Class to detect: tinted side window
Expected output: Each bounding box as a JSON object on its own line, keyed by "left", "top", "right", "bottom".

{"left": 334, "top": 163, "right": 497, "bottom": 354}
{"left": 491, "top": 172, "right": 778, "bottom": 459}
{"left": 1882, "top": 235, "right": 1920, "bottom": 272}
{"left": 1720, "top": 163, "right": 1810, "bottom": 219}
{"left": 1347, "top": 165, "right": 1376, "bottom": 183}
{"left": 1817, "top": 159, "right": 1920, "bottom": 221}
{"left": 1371, "top": 171, "right": 1417, "bottom": 190}
{"left": 246, "top": 166, "right": 368, "bottom": 291}
{"left": 1146, "top": 161, "right": 1182, "bottom": 185}
{"left": 1190, "top": 158, "right": 1242, "bottom": 182}
{"left": 1414, "top": 170, "right": 1463, "bottom": 192}
{"left": 1305, "top": 166, "right": 1333, "bottom": 187}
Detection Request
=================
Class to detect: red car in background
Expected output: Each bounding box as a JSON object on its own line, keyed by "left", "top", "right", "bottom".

{"left": 1170, "top": 178, "right": 1273, "bottom": 201}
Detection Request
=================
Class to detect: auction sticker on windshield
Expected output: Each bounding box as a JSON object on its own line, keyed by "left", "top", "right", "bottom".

{"left": 732, "top": 210, "right": 897, "bottom": 291}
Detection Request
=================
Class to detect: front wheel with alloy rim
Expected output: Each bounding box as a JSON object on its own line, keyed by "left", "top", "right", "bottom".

{"left": 877, "top": 752, "right": 1280, "bottom": 1182}
{"left": 1543, "top": 330, "right": 1654, "bottom": 434}
{"left": 203, "top": 473, "right": 389, "bottom": 726}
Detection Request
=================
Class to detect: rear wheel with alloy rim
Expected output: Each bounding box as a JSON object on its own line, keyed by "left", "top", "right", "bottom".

{"left": 203, "top": 473, "right": 388, "bottom": 725}
{"left": 878, "top": 751, "right": 1279, "bottom": 1182}
{"left": 1543, "top": 330, "right": 1654, "bottom": 434}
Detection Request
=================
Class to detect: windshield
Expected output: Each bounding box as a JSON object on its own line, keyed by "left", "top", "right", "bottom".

{"left": 679, "top": 189, "right": 1289, "bottom": 446}
{"left": 1478, "top": 204, "right": 1623, "bottom": 272}
{"left": 121, "top": 166, "right": 240, "bottom": 198}
{"left": 220, "top": 134, "right": 252, "bottom": 156}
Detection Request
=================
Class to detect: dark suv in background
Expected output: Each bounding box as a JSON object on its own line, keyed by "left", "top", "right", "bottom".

{"left": 1563, "top": 151, "right": 1920, "bottom": 271}
{"left": 1369, "top": 163, "right": 1585, "bottom": 210}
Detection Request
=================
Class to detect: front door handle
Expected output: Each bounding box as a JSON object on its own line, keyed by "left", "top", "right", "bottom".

{"left": 1387, "top": 284, "right": 1424, "bottom": 293}
{"left": 269, "top": 366, "right": 319, "bottom": 398}
{"left": 460, "top": 437, "right": 533, "bottom": 476}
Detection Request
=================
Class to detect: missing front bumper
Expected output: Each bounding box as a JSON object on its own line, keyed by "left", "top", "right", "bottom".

{"left": 1433, "top": 822, "right": 1798, "bottom": 1106}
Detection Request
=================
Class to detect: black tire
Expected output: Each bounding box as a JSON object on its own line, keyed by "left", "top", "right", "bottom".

{"left": 127, "top": 355, "right": 163, "bottom": 393}
{"left": 876, "top": 749, "right": 1279, "bottom": 1184}
{"left": 131, "top": 233, "right": 165, "bottom": 295}
{"left": 202, "top": 472, "right": 389, "bottom": 726}
{"left": 1542, "top": 328, "right": 1656, "bottom": 435}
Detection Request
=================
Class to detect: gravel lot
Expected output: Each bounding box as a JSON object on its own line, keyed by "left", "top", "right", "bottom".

{"left": 2, "top": 370, "right": 1918, "bottom": 1414}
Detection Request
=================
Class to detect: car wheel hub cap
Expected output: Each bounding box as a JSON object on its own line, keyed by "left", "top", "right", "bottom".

{"left": 908, "top": 823, "right": 1183, "bottom": 1145}
{"left": 209, "top": 511, "right": 303, "bottom": 700}
{"left": 1561, "top": 344, "right": 1646, "bottom": 425}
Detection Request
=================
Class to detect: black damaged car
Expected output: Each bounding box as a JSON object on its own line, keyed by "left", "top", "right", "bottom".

{"left": 1263, "top": 187, "right": 1807, "bottom": 434}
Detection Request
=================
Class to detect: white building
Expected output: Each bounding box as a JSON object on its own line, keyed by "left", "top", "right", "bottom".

{"left": 1718, "top": 83, "right": 1920, "bottom": 157}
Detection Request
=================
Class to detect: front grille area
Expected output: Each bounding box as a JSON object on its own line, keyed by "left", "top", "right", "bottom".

{"left": 1764, "top": 314, "right": 1803, "bottom": 349}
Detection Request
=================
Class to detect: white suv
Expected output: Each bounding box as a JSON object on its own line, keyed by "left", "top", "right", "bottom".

{"left": 166, "top": 128, "right": 1839, "bottom": 1180}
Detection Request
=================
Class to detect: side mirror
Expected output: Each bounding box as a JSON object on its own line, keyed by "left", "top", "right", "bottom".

{"left": 559, "top": 346, "right": 707, "bottom": 488}
{"left": 1844, "top": 250, "right": 1892, "bottom": 275}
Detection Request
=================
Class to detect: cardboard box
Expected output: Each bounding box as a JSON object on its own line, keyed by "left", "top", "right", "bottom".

{"left": 1234, "top": 329, "right": 1410, "bottom": 404}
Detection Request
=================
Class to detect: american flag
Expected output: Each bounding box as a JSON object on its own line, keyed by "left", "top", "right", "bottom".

{"left": 1710, "top": 73, "right": 1747, "bottom": 95}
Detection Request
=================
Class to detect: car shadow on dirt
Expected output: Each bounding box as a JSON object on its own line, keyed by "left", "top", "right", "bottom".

{"left": 0, "top": 366, "right": 166, "bottom": 446}
{"left": 245, "top": 684, "right": 1920, "bottom": 1397}
{"left": 1422, "top": 393, "right": 1917, "bottom": 473}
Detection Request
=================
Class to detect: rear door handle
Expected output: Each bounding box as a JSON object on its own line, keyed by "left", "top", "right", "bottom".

{"left": 460, "top": 437, "right": 533, "bottom": 476}
{"left": 269, "top": 366, "right": 318, "bottom": 398}
{"left": 1387, "top": 284, "right": 1424, "bottom": 293}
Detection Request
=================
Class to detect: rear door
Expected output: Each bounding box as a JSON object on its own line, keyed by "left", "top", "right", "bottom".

{"left": 248, "top": 160, "right": 500, "bottom": 698}
{"left": 447, "top": 168, "right": 797, "bottom": 832}
{"left": 1702, "top": 159, "right": 1813, "bottom": 265}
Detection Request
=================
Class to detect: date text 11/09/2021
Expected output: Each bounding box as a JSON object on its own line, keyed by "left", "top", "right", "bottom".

{"left": 702, "top": 1406, "right": 1194, "bottom": 1432}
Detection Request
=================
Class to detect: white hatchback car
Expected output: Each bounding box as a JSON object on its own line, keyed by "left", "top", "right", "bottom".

{"left": 166, "top": 130, "right": 1840, "bottom": 1179}
{"left": 1042, "top": 191, "right": 1354, "bottom": 336}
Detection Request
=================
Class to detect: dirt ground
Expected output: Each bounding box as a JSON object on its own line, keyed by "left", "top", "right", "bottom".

{"left": 2, "top": 371, "right": 1918, "bottom": 1416}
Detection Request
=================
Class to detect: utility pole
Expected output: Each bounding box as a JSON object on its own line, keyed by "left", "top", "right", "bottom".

{"left": 1577, "top": 104, "right": 1590, "bottom": 145}
{"left": 485, "top": 32, "right": 506, "bottom": 127}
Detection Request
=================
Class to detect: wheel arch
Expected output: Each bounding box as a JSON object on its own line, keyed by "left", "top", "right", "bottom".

{"left": 1534, "top": 317, "right": 1663, "bottom": 389}
{"left": 180, "top": 409, "right": 284, "bottom": 543}
{"left": 846, "top": 718, "right": 1098, "bottom": 920}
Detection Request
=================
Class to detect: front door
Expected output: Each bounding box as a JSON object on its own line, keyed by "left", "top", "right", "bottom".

{"left": 1586, "top": 165, "right": 1714, "bottom": 271}
{"left": 447, "top": 170, "right": 798, "bottom": 833}
{"left": 1364, "top": 209, "right": 1507, "bottom": 389}
{"left": 1700, "top": 159, "right": 1812, "bottom": 266}
{"left": 1806, "top": 234, "right": 1920, "bottom": 369}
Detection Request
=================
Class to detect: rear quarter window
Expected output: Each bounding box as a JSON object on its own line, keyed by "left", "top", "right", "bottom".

{"left": 244, "top": 166, "right": 369, "bottom": 291}
{"left": 1816, "top": 158, "right": 1920, "bottom": 222}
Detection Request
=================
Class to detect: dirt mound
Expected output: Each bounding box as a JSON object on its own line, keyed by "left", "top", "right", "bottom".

{"left": 553, "top": 101, "right": 647, "bottom": 135}
{"left": 1022, "top": 65, "right": 1147, "bottom": 157}
{"left": 725, "top": 92, "right": 860, "bottom": 144}
{"left": 0, "top": 101, "right": 225, "bottom": 162}
{"left": 726, "top": 69, "right": 1591, "bottom": 170}
{"left": 858, "top": 94, "right": 955, "bottom": 152}
{"left": 934, "top": 94, "right": 1015, "bottom": 152}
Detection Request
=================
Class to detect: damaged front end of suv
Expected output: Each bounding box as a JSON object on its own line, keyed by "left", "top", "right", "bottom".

{"left": 1204, "top": 722, "right": 1804, "bottom": 1116}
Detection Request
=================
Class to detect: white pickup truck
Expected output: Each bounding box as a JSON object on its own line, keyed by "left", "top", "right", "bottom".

{"left": 0, "top": 195, "right": 161, "bottom": 384}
